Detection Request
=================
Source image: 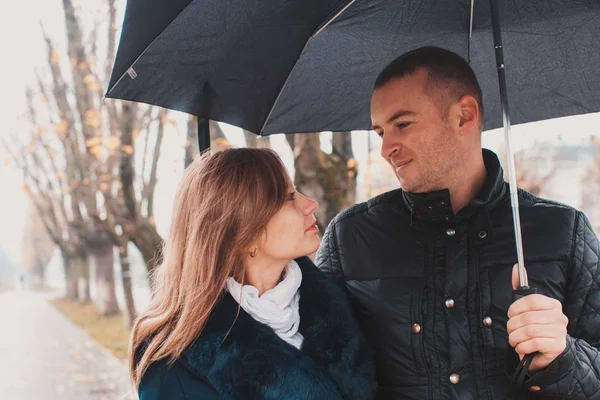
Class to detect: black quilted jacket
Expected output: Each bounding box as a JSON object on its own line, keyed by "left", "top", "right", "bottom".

{"left": 316, "top": 150, "right": 600, "bottom": 400}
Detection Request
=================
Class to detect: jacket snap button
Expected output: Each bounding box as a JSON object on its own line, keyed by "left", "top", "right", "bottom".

{"left": 446, "top": 228, "right": 456, "bottom": 236}
{"left": 444, "top": 215, "right": 451, "bottom": 222}
{"left": 483, "top": 316, "right": 492, "bottom": 327}
{"left": 445, "top": 298, "right": 455, "bottom": 309}
{"left": 529, "top": 386, "right": 541, "bottom": 392}
{"left": 449, "top": 373, "right": 460, "bottom": 384}
{"left": 478, "top": 230, "right": 487, "bottom": 239}
{"left": 412, "top": 323, "right": 421, "bottom": 334}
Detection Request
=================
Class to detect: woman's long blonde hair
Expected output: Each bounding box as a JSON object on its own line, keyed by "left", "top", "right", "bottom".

{"left": 129, "top": 148, "right": 289, "bottom": 387}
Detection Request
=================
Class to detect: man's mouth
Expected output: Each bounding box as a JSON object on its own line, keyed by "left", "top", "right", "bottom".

{"left": 394, "top": 159, "right": 413, "bottom": 172}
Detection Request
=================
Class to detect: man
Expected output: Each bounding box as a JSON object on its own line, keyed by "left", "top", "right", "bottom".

{"left": 316, "top": 47, "right": 600, "bottom": 399}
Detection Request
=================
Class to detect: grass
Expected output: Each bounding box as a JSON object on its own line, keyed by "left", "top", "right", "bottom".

{"left": 51, "top": 298, "right": 131, "bottom": 362}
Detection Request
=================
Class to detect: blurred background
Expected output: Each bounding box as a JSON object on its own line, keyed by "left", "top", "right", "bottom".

{"left": 0, "top": 0, "right": 599, "bottom": 399}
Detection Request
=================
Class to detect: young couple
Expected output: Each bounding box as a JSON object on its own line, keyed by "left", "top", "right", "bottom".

{"left": 130, "top": 47, "right": 600, "bottom": 399}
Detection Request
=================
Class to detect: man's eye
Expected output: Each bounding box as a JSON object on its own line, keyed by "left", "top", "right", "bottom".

{"left": 397, "top": 122, "right": 411, "bottom": 129}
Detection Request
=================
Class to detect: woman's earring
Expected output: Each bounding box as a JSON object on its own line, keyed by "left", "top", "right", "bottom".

{"left": 250, "top": 247, "right": 258, "bottom": 258}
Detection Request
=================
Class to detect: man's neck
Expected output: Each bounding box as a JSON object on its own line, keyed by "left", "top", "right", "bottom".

{"left": 448, "top": 151, "right": 487, "bottom": 214}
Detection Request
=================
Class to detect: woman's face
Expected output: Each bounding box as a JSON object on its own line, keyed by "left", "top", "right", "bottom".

{"left": 257, "top": 183, "right": 320, "bottom": 261}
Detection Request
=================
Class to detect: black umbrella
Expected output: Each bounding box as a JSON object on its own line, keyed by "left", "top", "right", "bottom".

{"left": 107, "top": 0, "right": 599, "bottom": 290}
{"left": 106, "top": 0, "right": 600, "bottom": 388}
{"left": 107, "top": 0, "right": 600, "bottom": 136}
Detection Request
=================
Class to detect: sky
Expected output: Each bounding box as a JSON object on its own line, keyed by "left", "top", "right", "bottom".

{"left": 0, "top": 0, "right": 66, "bottom": 264}
{"left": 1, "top": 0, "right": 599, "bottom": 265}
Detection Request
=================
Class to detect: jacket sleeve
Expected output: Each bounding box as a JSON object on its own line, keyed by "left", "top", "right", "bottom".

{"left": 526, "top": 212, "right": 600, "bottom": 399}
{"left": 315, "top": 219, "right": 345, "bottom": 283}
{"left": 138, "top": 361, "right": 222, "bottom": 400}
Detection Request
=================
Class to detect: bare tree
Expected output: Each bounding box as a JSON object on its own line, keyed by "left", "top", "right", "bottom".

{"left": 498, "top": 145, "right": 557, "bottom": 196}
{"left": 184, "top": 118, "right": 231, "bottom": 168}
{"left": 20, "top": 200, "right": 56, "bottom": 288}
{"left": 244, "top": 130, "right": 271, "bottom": 149}
{"left": 185, "top": 115, "right": 199, "bottom": 168}
{"left": 289, "top": 132, "right": 357, "bottom": 229}
{"left": 3, "top": 131, "right": 87, "bottom": 300}
{"left": 8, "top": 0, "right": 169, "bottom": 321}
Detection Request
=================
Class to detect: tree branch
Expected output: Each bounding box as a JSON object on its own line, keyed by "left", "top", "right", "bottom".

{"left": 144, "top": 109, "right": 166, "bottom": 218}
{"left": 120, "top": 102, "right": 138, "bottom": 220}
{"left": 105, "top": 0, "right": 117, "bottom": 87}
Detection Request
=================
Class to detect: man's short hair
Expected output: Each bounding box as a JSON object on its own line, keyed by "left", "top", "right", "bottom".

{"left": 374, "top": 46, "right": 484, "bottom": 126}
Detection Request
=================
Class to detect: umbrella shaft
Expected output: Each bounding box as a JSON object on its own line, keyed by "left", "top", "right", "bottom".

{"left": 490, "top": 0, "right": 527, "bottom": 287}
{"left": 468, "top": 0, "right": 475, "bottom": 62}
{"left": 198, "top": 117, "right": 211, "bottom": 153}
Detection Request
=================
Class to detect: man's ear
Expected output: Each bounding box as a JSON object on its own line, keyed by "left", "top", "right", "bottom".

{"left": 455, "top": 95, "right": 480, "bottom": 135}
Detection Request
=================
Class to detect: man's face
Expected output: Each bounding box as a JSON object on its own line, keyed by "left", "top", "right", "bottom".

{"left": 371, "top": 69, "right": 463, "bottom": 193}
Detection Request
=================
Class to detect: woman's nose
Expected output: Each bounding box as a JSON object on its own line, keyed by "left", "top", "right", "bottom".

{"left": 301, "top": 194, "right": 318, "bottom": 215}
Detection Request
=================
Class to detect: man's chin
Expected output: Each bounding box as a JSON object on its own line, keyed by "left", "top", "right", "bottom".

{"left": 397, "top": 178, "right": 428, "bottom": 194}
{"left": 397, "top": 176, "right": 414, "bottom": 192}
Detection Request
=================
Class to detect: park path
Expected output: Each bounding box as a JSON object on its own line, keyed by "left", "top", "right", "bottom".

{"left": 0, "top": 290, "right": 135, "bottom": 400}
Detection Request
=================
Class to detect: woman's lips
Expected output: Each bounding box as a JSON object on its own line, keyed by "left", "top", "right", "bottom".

{"left": 306, "top": 222, "right": 319, "bottom": 232}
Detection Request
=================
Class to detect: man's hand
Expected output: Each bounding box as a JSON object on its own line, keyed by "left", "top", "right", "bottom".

{"left": 507, "top": 264, "right": 569, "bottom": 372}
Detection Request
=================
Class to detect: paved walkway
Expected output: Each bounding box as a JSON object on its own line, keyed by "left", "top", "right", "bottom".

{"left": 0, "top": 290, "right": 135, "bottom": 400}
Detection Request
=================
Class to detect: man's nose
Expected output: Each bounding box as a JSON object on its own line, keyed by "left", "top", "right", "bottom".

{"left": 381, "top": 135, "right": 400, "bottom": 161}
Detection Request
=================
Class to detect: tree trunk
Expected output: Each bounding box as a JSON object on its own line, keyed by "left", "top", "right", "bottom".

{"left": 286, "top": 134, "right": 296, "bottom": 153}
{"left": 144, "top": 110, "right": 166, "bottom": 218}
{"left": 61, "top": 248, "right": 79, "bottom": 300}
{"left": 90, "top": 239, "right": 119, "bottom": 316}
{"left": 131, "top": 219, "right": 163, "bottom": 276}
{"left": 32, "top": 260, "right": 46, "bottom": 286}
{"left": 294, "top": 134, "right": 327, "bottom": 223}
{"left": 119, "top": 244, "right": 137, "bottom": 328}
{"left": 332, "top": 132, "right": 358, "bottom": 206}
{"left": 75, "top": 253, "right": 90, "bottom": 303}
{"left": 119, "top": 102, "right": 164, "bottom": 275}
{"left": 208, "top": 120, "right": 230, "bottom": 151}
{"left": 62, "top": 0, "right": 100, "bottom": 211}
{"left": 120, "top": 102, "right": 138, "bottom": 220}
{"left": 243, "top": 130, "right": 271, "bottom": 149}
{"left": 185, "top": 115, "right": 199, "bottom": 168}
{"left": 293, "top": 132, "right": 357, "bottom": 229}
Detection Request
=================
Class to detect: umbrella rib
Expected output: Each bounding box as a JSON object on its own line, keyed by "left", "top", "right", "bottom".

{"left": 258, "top": 0, "right": 356, "bottom": 135}
{"left": 467, "top": 0, "right": 474, "bottom": 63}
{"left": 311, "top": 0, "right": 356, "bottom": 40}
{"left": 106, "top": 0, "right": 197, "bottom": 97}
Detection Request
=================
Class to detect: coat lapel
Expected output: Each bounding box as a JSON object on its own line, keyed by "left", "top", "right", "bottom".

{"left": 179, "top": 257, "right": 375, "bottom": 399}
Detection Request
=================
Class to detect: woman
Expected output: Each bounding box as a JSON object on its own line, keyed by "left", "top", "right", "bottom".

{"left": 131, "top": 148, "right": 376, "bottom": 400}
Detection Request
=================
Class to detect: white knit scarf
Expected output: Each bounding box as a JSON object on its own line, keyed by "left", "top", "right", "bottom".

{"left": 226, "top": 260, "right": 303, "bottom": 349}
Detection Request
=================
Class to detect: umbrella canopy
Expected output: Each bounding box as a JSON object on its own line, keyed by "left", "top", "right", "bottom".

{"left": 107, "top": 0, "right": 600, "bottom": 135}
{"left": 106, "top": 0, "right": 600, "bottom": 387}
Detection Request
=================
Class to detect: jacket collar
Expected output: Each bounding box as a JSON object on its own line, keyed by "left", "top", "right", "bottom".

{"left": 179, "top": 257, "right": 375, "bottom": 400}
{"left": 401, "top": 149, "right": 507, "bottom": 224}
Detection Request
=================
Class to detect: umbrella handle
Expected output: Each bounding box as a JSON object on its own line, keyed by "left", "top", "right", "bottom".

{"left": 506, "top": 287, "right": 538, "bottom": 398}
{"left": 513, "top": 286, "right": 537, "bottom": 300}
